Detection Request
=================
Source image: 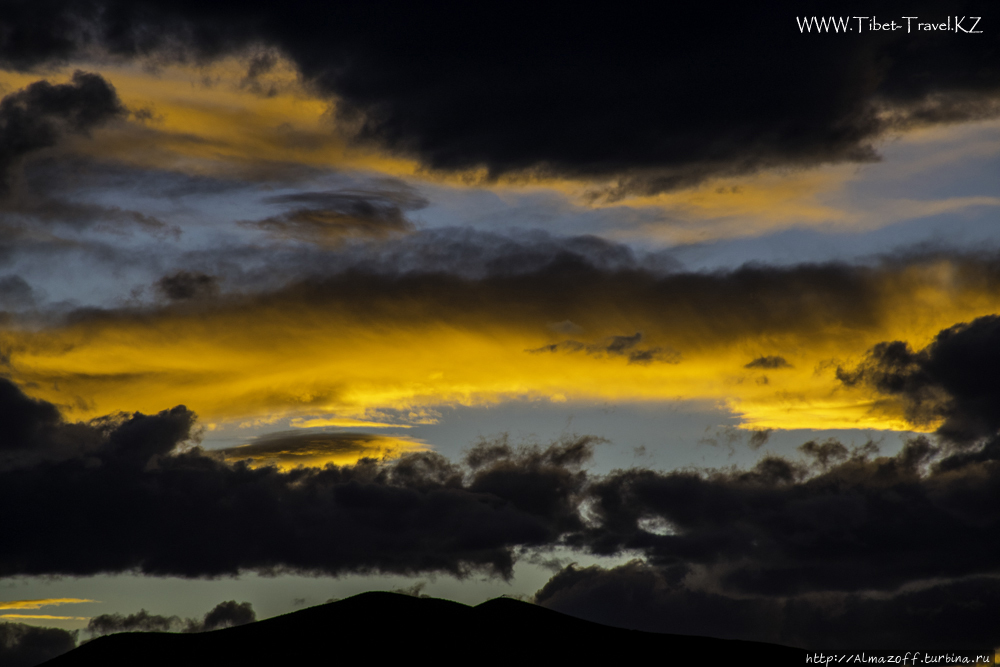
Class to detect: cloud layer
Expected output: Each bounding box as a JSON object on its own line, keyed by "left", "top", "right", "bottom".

{"left": 1, "top": 2, "right": 997, "bottom": 191}
{"left": 6, "top": 246, "right": 1000, "bottom": 434}
{"left": 4, "top": 345, "right": 1000, "bottom": 649}
{"left": 0, "top": 378, "right": 593, "bottom": 578}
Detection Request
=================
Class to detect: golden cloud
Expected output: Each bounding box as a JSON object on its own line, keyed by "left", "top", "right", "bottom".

{"left": 3, "top": 255, "right": 1000, "bottom": 433}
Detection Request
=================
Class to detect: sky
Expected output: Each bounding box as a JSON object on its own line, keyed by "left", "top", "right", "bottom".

{"left": 1, "top": 0, "right": 1000, "bottom": 660}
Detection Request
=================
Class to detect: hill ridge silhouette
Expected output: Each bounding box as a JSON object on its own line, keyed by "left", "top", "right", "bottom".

{"left": 42, "top": 591, "right": 805, "bottom": 665}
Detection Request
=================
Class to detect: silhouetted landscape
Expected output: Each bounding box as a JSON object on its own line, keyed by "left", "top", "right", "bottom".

{"left": 40, "top": 592, "right": 805, "bottom": 665}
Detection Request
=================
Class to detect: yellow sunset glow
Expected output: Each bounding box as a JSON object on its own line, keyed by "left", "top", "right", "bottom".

{"left": 2, "top": 255, "right": 997, "bottom": 435}
{"left": 4, "top": 61, "right": 994, "bottom": 250}
{"left": 219, "top": 432, "right": 429, "bottom": 471}
{"left": 0, "top": 599, "right": 95, "bottom": 611}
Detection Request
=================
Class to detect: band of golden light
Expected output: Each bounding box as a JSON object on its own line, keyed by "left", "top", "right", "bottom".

{"left": 3, "top": 257, "right": 996, "bottom": 437}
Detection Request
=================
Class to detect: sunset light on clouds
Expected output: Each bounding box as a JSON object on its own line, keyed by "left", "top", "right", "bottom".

{"left": 0, "top": 1, "right": 999, "bottom": 662}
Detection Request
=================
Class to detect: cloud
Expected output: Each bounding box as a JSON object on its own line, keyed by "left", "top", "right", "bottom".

{"left": 4, "top": 374, "right": 1000, "bottom": 647}
{"left": 86, "top": 600, "right": 256, "bottom": 637}
{"left": 0, "top": 275, "right": 36, "bottom": 311}
{"left": 0, "top": 76, "right": 177, "bottom": 238}
{"left": 0, "top": 379, "right": 595, "bottom": 579}
{"left": 534, "top": 561, "right": 1000, "bottom": 651}
{"left": 156, "top": 271, "right": 219, "bottom": 301}
{"left": 747, "top": 428, "right": 772, "bottom": 450}
{"left": 196, "top": 601, "right": 255, "bottom": 632}
{"left": 86, "top": 610, "right": 178, "bottom": 635}
{"left": 576, "top": 434, "right": 1000, "bottom": 598}
{"left": 0, "top": 622, "right": 77, "bottom": 667}
{"left": 528, "top": 332, "right": 681, "bottom": 366}
{"left": 8, "top": 248, "right": 1000, "bottom": 431}
{"left": 242, "top": 184, "right": 427, "bottom": 245}
{"left": 0, "top": 599, "right": 94, "bottom": 611}
{"left": 837, "top": 314, "right": 1000, "bottom": 444}
{"left": 744, "top": 356, "right": 791, "bottom": 370}
{"left": 1, "top": 3, "right": 998, "bottom": 191}
{"left": 0, "top": 71, "right": 126, "bottom": 193}
{"left": 217, "top": 431, "right": 428, "bottom": 470}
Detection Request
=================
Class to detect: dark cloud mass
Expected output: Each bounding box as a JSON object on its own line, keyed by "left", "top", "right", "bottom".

{"left": 575, "top": 436, "right": 1000, "bottom": 596}
{"left": 185, "top": 250, "right": 980, "bottom": 352}
{"left": 217, "top": 431, "right": 415, "bottom": 468}
{"left": 3, "top": 360, "right": 1000, "bottom": 647}
{"left": 745, "top": 356, "right": 791, "bottom": 370}
{"left": 243, "top": 184, "right": 427, "bottom": 244}
{"left": 535, "top": 561, "right": 1000, "bottom": 651}
{"left": 0, "top": 622, "right": 77, "bottom": 667}
{"left": 0, "top": 74, "right": 176, "bottom": 237}
{"left": 0, "top": 275, "right": 35, "bottom": 310}
{"left": 156, "top": 271, "right": 219, "bottom": 300}
{"left": 0, "top": 378, "right": 592, "bottom": 578}
{"left": 0, "top": 71, "right": 125, "bottom": 192}
{"left": 0, "top": 600, "right": 256, "bottom": 666}
{"left": 0, "top": 2, "right": 997, "bottom": 190}
{"left": 87, "top": 600, "right": 256, "bottom": 637}
{"left": 838, "top": 315, "right": 1000, "bottom": 444}
{"left": 86, "top": 610, "right": 178, "bottom": 635}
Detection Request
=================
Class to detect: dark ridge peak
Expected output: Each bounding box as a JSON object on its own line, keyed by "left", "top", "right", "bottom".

{"left": 287, "top": 589, "right": 471, "bottom": 618}
{"left": 473, "top": 594, "right": 800, "bottom": 655}
{"left": 43, "top": 591, "right": 804, "bottom": 665}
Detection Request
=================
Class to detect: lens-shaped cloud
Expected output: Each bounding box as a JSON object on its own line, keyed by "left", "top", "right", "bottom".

{"left": 217, "top": 431, "right": 429, "bottom": 470}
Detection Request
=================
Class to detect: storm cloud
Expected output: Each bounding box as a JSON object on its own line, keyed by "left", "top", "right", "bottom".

{"left": 1, "top": 2, "right": 997, "bottom": 191}
{"left": 0, "top": 378, "right": 592, "bottom": 579}
{"left": 535, "top": 561, "right": 1000, "bottom": 651}
{"left": 0, "top": 622, "right": 77, "bottom": 667}
{"left": 0, "top": 71, "right": 125, "bottom": 193}
{"left": 838, "top": 314, "right": 1000, "bottom": 444}
{"left": 4, "top": 356, "right": 1000, "bottom": 648}
{"left": 243, "top": 185, "right": 427, "bottom": 244}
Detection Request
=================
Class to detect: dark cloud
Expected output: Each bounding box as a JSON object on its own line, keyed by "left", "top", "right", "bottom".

{"left": 0, "top": 621, "right": 77, "bottom": 667}
{"left": 0, "top": 193, "right": 171, "bottom": 235}
{"left": 798, "top": 438, "right": 853, "bottom": 467}
{"left": 242, "top": 184, "right": 427, "bottom": 244}
{"left": 4, "top": 372, "right": 1000, "bottom": 647}
{"left": 51, "top": 231, "right": 903, "bottom": 345}
{"left": 86, "top": 600, "right": 256, "bottom": 637}
{"left": 156, "top": 271, "right": 219, "bottom": 300}
{"left": 463, "top": 435, "right": 598, "bottom": 536}
{"left": 336, "top": 228, "right": 647, "bottom": 280}
{"left": 217, "top": 431, "right": 417, "bottom": 468}
{"left": 744, "top": 356, "right": 791, "bottom": 370}
{"left": 528, "top": 332, "right": 681, "bottom": 365}
{"left": 0, "top": 77, "right": 179, "bottom": 239}
{"left": 0, "top": 71, "right": 126, "bottom": 193}
{"left": 239, "top": 50, "right": 280, "bottom": 97}
{"left": 1, "top": 3, "right": 997, "bottom": 191}
{"left": 0, "top": 377, "right": 104, "bottom": 470}
{"left": 86, "top": 610, "right": 179, "bottom": 636}
{"left": 41, "top": 249, "right": 1000, "bottom": 380}
{"left": 535, "top": 560, "right": 1000, "bottom": 651}
{"left": 838, "top": 315, "right": 1000, "bottom": 445}
{"left": 0, "top": 379, "right": 593, "bottom": 578}
{"left": 198, "top": 601, "right": 255, "bottom": 632}
{"left": 0, "top": 275, "right": 36, "bottom": 310}
{"left": 747, "top": 428, "right": 772, "bottom": 450}
{"left": 19, "top": 155, "right": 320, "bottom": 200}
{"left": 576, "top": 435, "right": 1000, "bottom": 598}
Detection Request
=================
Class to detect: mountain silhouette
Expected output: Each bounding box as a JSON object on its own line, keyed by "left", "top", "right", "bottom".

{"left": 41, "top": 591, "right": 805, "bottom": 665}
